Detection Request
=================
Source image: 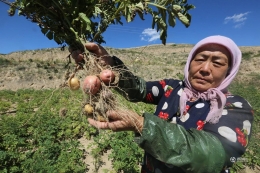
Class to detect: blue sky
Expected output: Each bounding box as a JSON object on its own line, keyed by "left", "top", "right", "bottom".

{"left": 1, "top": 0, "right": 260, "bottom": 54}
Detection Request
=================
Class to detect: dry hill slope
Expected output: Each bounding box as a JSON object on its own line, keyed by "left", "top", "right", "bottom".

{"left": 0, "top": 44, "right": 260, "bottom": 91}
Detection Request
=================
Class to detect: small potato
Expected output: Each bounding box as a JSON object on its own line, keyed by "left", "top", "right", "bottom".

{"left": 83, "top": 75, "right": 101, "bottom": 95}
{"left": 96, "top": 114, "right": 107, "bottom": 122}
{"left": 99, "top": 69, "right": 115, "bottom": 85}
{"left": 84, "top": 104, "right": 94, "bottom": 114}
{"left": 68, "top": 77, "right": 80, "bottom": 90}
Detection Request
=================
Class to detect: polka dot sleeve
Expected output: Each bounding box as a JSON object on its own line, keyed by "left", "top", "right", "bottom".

{"left": 203, "top": 95, "right": 254, "bottom": 167}
{"left": 144, "top": 79, "right": 181, "bottom": 105}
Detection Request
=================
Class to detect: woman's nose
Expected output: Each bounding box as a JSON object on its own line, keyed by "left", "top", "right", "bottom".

{"left": 199, "top": 62, "right": 211, "bottom": 75}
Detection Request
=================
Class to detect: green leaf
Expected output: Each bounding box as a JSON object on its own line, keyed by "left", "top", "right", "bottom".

{"left": 151, "top": 12, "right": 159, "bottom": 29}
{"left": 168, "top": 12, "right": 176, "bottom": 27}
{"left": 54, "top": 34, "right": 62, "bottom": 45}
{"left": 136, "top": 10, "right": 145, "bottom": 20}
{"left": 172, "top": 5, "right": 182, "bottom": 12}
{"left": 46, "top": 31, "right": 53, "bottom": 40}
{"left": 94, "top": 6, "right": 102, "bottom": 17}
{"left": 177, "top": 12, "right": 190, "bottom": 27}
{"left": 126, "top": 7, "right": 132, "bottom": 22}
{"left": 41, "top": 28, "right": 49, "bottom": 35}
{"left": 135, "top": 2, "right": 144, "bottom": 10}
{"left": 158, "top": 0, "right": 170, "bottom": 6}
{"left": 115, "top": 17, "right": 123, "bottom": 25}
{"left": 158, "top": 17, "right": 167, "bottom": 30}
{"left": 159, "top": 28, "right": 167, "bottom": 45}
{"left": 79, "top": 13, "right": 91, "bottom": 27}
{"left": 159, "top": 8, "right": 167, "bottom": 25}
{"left": 184, "top": 4, "right": 196, "bottom": 11}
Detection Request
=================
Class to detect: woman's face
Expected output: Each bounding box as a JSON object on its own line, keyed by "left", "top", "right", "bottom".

{"left": 188, "top": 44, "right": 231, "bottom": 92}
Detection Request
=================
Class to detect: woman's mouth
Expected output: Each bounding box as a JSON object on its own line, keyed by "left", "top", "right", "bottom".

{"left": 195, "top": 77, "right": 209, "bottom": 83}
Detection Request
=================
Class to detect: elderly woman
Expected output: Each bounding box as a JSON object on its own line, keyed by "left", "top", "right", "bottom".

{"left": 79, "top": 35, "right": 253, "bottom": 173}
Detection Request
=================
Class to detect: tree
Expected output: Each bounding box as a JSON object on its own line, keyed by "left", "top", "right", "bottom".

{"left": 1, "top": 0, "right": 195, "bottom": 50}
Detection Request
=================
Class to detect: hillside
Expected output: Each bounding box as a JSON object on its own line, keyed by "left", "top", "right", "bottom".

{"left": 1, "top": 44, "right": 260, "bottom": 91}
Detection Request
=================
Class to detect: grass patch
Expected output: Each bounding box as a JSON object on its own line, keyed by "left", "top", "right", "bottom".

{"left": 242, "top": 51, "right": 254, "bottom": 61}
{"left": 0, "top": 57, "right": 11, "bottom": 66}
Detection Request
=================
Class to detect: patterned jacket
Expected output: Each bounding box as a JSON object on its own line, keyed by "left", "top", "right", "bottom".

{"left": 113, "top": 56, "right": 254, "bottom": 173}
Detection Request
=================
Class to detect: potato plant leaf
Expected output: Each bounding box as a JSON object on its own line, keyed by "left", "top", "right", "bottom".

{"left": 176, "top": 12, "right": 190, "bottom": 27}
{"left": 168, "top": 12, "right": 176, "bottom": 27}
{"left": 172, "top": 5, "right": 182, "bottom": 12}
{"left": 46, "top": 31, "right": 54, "bottom": 40}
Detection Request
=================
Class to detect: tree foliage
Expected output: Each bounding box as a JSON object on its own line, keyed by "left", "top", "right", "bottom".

{"left": 2, "top": 0, "right": 195, "bottom": 48}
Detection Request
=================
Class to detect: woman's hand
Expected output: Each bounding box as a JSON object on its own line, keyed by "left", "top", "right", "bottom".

{"left": 87, "top": 109, "right": 144, "bottom": 133}
{"left": 69, "top": 42, "right": 114, "bottom": 66}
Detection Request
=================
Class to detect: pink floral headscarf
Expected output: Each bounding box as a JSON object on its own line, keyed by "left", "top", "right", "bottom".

{"left": 180, "top": 35, "right": 242, "bottom": 124}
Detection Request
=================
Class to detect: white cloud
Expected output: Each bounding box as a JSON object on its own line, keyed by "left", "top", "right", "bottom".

{"left": 234, "top": 22, "right": 245, "bottom": 28}
{"left": 224, "top": 12, "right": 250, "bottom": 28}
{"left": 140, "top": 28, "right": 160, "bottom": 42}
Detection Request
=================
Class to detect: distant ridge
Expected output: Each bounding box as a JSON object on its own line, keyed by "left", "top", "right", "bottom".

{"left": 115, "top": 43, "right": 194, "bottom": 50}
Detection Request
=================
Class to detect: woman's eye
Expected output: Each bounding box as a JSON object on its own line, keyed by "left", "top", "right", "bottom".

{"left": 214, "top": 61, "right": 224, "bottom": 66}
{"left": 194, "top": 57, "right": 204, "bottom": 61}
{"left": 197, "top": 59, "right": 205, "bottom": 62}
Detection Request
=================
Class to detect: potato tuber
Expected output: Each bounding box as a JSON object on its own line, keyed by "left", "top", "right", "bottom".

{"left": 84, "top": 104, "right": 94, "bottom": 114}
{"left": 83, "top": 75, "right": 101, "bottom": 95}
{"left": 68, "top": 77, "right": 80, "bottom": 90}
{"left": 99, "top": 69, "right": 115, "bottom": 85}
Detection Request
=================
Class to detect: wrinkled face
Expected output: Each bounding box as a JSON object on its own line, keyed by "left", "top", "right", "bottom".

{"left": 188, "top": 44, "right": 231, "bottom": 92}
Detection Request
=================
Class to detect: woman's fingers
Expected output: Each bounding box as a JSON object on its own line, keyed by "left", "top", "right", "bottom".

{"left": 85, "top": 42, "right": 113, "bottom": 66}
{"left": 70, "top": 50, "right": 82, "bottom": 61}
{"left": 106, "top": 110, "right": 122, "bottom": 120}
{"left": 85, "top": 42, "right": 99, "bottom": 52}
{"left": 87, "top": 108, "right": 144, "bottom": 132}
{"left": 87, "top": 118, "right": 109, "bottom": 129}
{"left": 87, "top": 110, "right": 135, "bottom": 132}
{"left": 69, "top": 42, "right": 114, "bottom": 66}
{"left": 87, "top": 117, "right": 123, "bottom": 131}
{"left": 85, "top": 42, "right": 108, "bottom": 56}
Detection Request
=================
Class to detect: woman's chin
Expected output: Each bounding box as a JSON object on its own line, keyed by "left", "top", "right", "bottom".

{"left": 192, "top": 83, "right": 210, "bottom": 92}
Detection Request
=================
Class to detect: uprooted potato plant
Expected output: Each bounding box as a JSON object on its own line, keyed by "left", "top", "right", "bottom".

{"left": 64, "top": 51, "right": 132, "bottom": 125}
{"left": 1, "top": 0, "right": 195, "bottom": 137}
